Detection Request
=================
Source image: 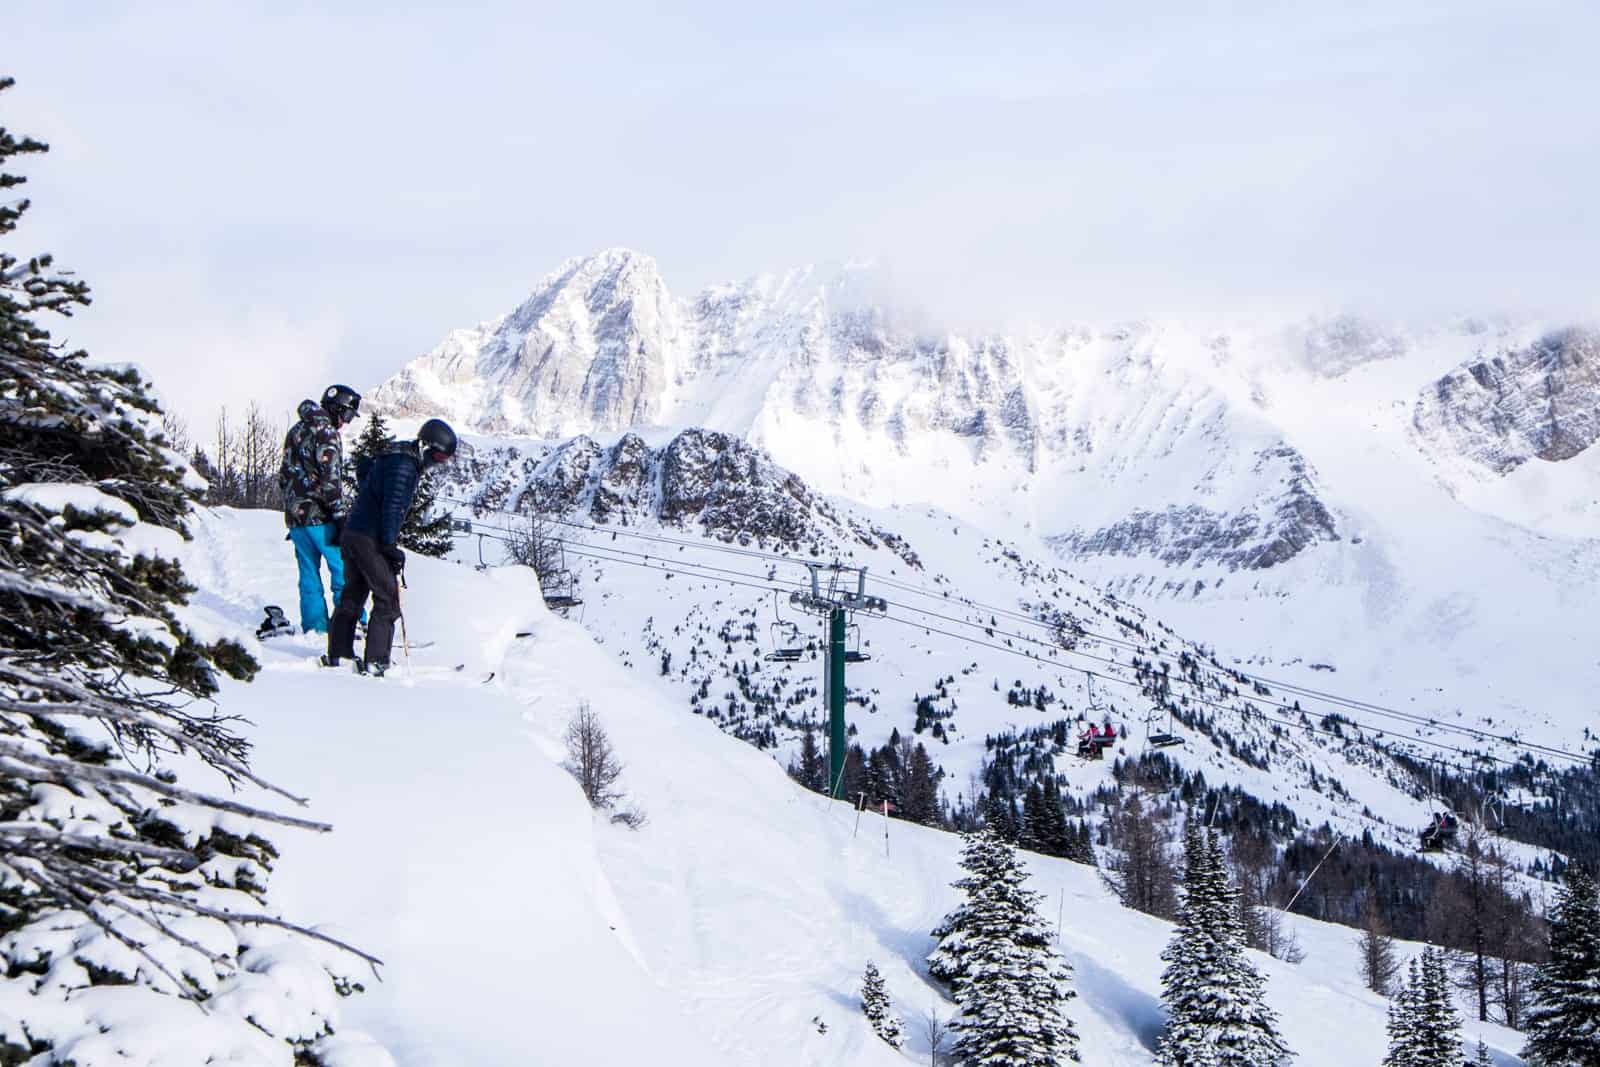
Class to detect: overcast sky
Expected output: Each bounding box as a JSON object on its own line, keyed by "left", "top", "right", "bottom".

{"left": 8, "top": 2, "right": 1599, "bottom": 428}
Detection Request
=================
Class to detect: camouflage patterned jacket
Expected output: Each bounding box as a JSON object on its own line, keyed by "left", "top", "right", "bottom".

{"left": 279, "top": 399, "right": 346, "bottom": 528}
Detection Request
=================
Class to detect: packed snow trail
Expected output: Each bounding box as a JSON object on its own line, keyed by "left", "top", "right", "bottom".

{"left": 184, "top": 508, "right": 1530, "bottom": 1066}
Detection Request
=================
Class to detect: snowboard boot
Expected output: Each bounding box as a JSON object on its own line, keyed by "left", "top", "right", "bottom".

{"left": 363, "top": 660, "right": 390, "bottom": 679}
{"left": 320, "top": 655, "right": 364, "bottom": 674}
{"left": 257, "top": 606, "right": 296, "bottom": 640}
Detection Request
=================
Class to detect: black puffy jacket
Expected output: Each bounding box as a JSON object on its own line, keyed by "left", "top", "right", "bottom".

{"left": 347, "top": 442, "right": 421, "bottom": 547}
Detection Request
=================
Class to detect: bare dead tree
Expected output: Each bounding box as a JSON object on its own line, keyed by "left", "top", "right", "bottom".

{"left": 1101, "top": 792, "right": 1178, "bottom": 920}
{"left": 160, "top": 410, "right": 191, "bottom": 456}
{"left": 1357, "top": 895, "right": 1400, "bottom": 995}
{"left": 922, "top": 1002, "right": 952, "bottom": 1067}
{"left": 241, "top": 401, "right": 281, "bottom": 510}
{"left": 563, "top": 701, "right": 628, "bottom": 809}
{"left": 506, "top": 507, "right": 564, "bottom": 578}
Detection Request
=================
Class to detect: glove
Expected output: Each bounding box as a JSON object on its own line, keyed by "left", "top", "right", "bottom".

{"left": 328, "top": 515, "right": 346, "bottom": 546}
{"left": 381, "top": 544, "right": 406, "bottom": 576}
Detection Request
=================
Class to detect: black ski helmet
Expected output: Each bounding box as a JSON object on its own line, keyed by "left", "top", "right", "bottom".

{"left": 417, "top": 418, "right": 457, "bottom": 468}
{"left": 321, "top": 384, "right": 362, "bottom": 425}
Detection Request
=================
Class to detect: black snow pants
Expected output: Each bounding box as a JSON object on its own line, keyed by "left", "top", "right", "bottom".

{"left": 329, "top": 530, "right": 401, "bottom": 666}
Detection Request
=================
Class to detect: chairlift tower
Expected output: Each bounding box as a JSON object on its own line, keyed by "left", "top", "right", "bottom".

{"left": 789, "top": 563, "right": 888, "bottom": 795}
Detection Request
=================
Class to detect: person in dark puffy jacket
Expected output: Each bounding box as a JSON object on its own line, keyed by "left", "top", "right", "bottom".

{"left": 325, "top": 418, "right": 457, "bottom": 675}
{"left": 278, "top": 384, "right": 361, "bottom": 633}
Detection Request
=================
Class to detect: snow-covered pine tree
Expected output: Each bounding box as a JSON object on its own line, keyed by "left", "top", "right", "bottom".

{"left": 0, "top": 77, "right": 377, "bottom": 1053}
{"left": 347, "top": 411, "right": 454, "bottom": 557}
{"left": 860, "top": 961, "right": 905, "bottom": 1048}
{"left": 1473, "top": 1038, "right": 1494, "bottom": 1067}
{"left": 1413, "top": 947, "right": 1464, "bottom": 1067}
{"left": 1384, "top": 958, "right": 1424, "bottom": 1067}
{"left": 928, "top": 827, "right": 1003, "bottom": 994}
{"left": 1159, "top": 821, "right": 1291, "bottom": 1067}
{"left": 1523, "top": 865, "right": 1600, "bottom": 1067}
{"left": 929, "top": 824, "right": 1079, "bottom": 1065}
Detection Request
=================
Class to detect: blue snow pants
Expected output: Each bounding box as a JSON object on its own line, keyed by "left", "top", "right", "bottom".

{"left": 289, "top": 523, "right": 347, "bottom": 634}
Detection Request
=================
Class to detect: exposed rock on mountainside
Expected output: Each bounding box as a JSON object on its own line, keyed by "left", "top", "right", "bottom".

{"left": 1050, "top": 446, "right": 1339, "bottom": 570}
{"left": 375, "top": 249, "right": 676, "bottom": 433}
{"left": 446, "top": 427, "right": 824, "bottom": 551}
{"left": 1414, "top": 326, "right": 1600, "bottom": 473}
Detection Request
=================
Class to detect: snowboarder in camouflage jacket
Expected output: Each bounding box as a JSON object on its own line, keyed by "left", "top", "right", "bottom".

{"left": 278, "top": 384, "right": 361, "bottom": 633}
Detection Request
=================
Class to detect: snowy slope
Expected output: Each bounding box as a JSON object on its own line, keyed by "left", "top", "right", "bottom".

{"left": 181, "top": 507, "right": 1531, "bottom": 1066}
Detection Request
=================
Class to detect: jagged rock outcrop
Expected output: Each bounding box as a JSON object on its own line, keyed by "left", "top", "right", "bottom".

{"left": 517, "top": 435, "right": 604, "bottom": 515}
{"left": 660, "top": 430, "right": 815, "bottom": 544}
{"left": 591, "top": 432, "right": 652, "bottom": 523}
{"left": 1413, "top": 327, "right": 1600, "bottom": 473}
{"left": 1051, "top": 446, "right": 1339, "bottom": 570}
{"left": 444, "top": 427, "right": 824, "bottom": 550}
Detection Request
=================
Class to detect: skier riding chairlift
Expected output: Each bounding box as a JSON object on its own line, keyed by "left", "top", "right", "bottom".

{"left": 1418, "top": 810, "right": 1459, "bottom": 852}
{"left": 1077, "top": 722, "right": 1117, "bottom": 761}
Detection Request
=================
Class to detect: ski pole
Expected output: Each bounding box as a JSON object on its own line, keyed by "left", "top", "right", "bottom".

{"left": 396, "top": 573, "right": 412, "bottom": 677}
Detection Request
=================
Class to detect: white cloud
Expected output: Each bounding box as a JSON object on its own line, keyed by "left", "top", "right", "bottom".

{"left": 6, "top": 1, "right": 1599, "bottom": 410}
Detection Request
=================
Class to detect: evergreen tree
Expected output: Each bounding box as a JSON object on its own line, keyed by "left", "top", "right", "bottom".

{"left": 928, "top": 826, "right": 1080, "bottom": 1065}
{"left": 1064, "top": 819, "right": 1098, "bottom": 867}
{"left": 1523, "top": 866, "right": 1600, "bottom": 1067}
{"left": 787, "top": 720, "right": 827, "bottom": 794}
{"left": 347, "top": 412, "right": 454, "bottom": 557}
{"left": 1473, "top": 1039, "right": 1494, "bottom": 1067}
{"left": 1159, "top": 822, "right": 1291, "bottom": 1067}
{"left": 0, "top": 78, "right": 373, "bottom": 1034}
{"left": 1021, "top": 781, "right": 1047, "bottom": 853}
{"left": 1385, "top": 958, "right": 1424, "bottom": 1067}
{"left": 860, "top": 961, "right": 905, "bottom": 1048}
{"left": 1414, "top": 948, "right": 1464, "bottom": 1067}
{"left": 1387, "top": 949, "right": 1463, "bottom": 1067}
{"left": 1040, "top": 779, "right": 1072, "bottom": 858}
{"left": 900, "top": 742, "right": 942, "bottom": 826}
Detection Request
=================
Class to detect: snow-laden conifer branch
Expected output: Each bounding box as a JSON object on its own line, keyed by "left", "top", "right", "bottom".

{"left": 0, "top": 740, "right": 331, "bottom": 831}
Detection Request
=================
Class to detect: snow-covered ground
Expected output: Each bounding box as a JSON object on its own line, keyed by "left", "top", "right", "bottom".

{"left": 179, "top": 508, "right": 1531, "bottom": 1065}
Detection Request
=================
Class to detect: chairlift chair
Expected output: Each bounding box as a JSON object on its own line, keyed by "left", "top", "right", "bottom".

{"left": 1145, "top": 707, "right": 1185, "bottom": 749}
{"left": 763, "top": 592, "right": 807, "bottom": 663}
{"left": 843, "top": 622, "right": 871, "bottom": 664}
{"left": 538, "top": 541, "right": 584, "bottom": 614}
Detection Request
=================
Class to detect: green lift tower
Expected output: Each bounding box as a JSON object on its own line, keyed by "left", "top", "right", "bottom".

{"left": 790, "top": 564, "right": 888, "bottom": 795}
